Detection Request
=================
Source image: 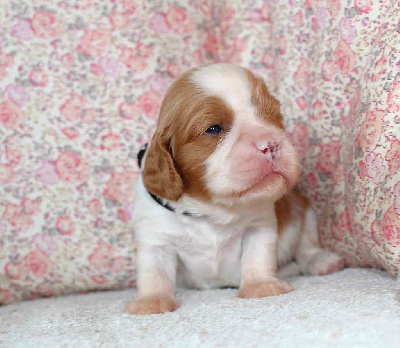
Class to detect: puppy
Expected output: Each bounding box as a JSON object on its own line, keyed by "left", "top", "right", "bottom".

{"left": 125, "top": 64, "right": 344, "bottom": 315}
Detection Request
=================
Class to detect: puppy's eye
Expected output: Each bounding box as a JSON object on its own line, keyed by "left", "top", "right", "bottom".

{"left": 205, "top": 124, "right": 223, "bottom": 134}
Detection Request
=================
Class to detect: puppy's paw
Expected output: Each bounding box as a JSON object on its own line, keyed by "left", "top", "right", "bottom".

{"left": 124, "top": 295, "right": 179, "bottom": 315}
{"left": 238, "top": 279, "right": 294, "bottom": 299}
{"left": 306, "top": 251, "right": 345, "bottom": 276}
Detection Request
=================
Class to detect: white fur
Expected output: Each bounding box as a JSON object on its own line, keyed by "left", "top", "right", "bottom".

{"left": 133, "top": 176, "right": 279, "bottom": 290}
{"left": 191, "top": 64, "right": 254, "bottom": 114}
{"left": 132, "top": 177, "right": 342, "bottom": 293}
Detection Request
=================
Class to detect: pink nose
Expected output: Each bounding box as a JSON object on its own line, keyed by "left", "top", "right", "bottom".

{"left": 259, "top": 142, "right": 278, "bottom": 158}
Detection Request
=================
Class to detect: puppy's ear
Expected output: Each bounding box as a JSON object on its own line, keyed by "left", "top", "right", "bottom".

{"left": 142, "top": 131, "right": 183, "bottom": 202}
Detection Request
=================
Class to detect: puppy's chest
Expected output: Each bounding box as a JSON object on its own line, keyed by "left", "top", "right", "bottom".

{"left": 174, "top": 218, "right": 245, "bottom": 288}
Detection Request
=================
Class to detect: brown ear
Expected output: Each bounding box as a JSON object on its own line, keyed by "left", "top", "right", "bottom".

{"left": 142, "top": 131, "right": 183, "bottom": 202}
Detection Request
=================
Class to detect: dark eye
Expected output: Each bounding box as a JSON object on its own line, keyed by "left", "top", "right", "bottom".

{"left": 205, "top": 124, "right": 223, "bottom": 134}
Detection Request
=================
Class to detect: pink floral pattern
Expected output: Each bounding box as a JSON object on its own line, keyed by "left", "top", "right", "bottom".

{"left": 0, "top": 0, "right": 399, "bottom": 304}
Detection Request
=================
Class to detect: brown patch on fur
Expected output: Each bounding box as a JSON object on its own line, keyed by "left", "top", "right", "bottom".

{"left": 174, "top": 98, "right": 234, "bottom": 200}
{"left": 275, "top": 190, "right": 309, "bottom": 235}
{"left": 143, "top": 69, "right": 234, "bottom": 201}
{"left": 275, "top": 195, "right": 292, "bottom": 236}
{"left": 124, "top": 295, "right": 179, "bottom": 315}
{"left": 293, "top": 189, "right": 309, "bottom": 209}
{"left": 245, "top": 70, "right": 284, "bottom": 129}
{"left": 143, "top": 131, "right": 184, "bottom": 201}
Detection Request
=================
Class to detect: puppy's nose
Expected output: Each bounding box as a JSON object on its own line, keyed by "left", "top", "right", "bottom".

{"left": 258, "top": 142, "right": 278, "bottom": 159}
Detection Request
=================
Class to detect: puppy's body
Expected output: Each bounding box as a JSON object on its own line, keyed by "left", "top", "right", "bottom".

{"left": 133, "top": 176, "right": 340, "bottom": 289}
{"left": 126, "top": 64, "right": 344, "bottom": 315}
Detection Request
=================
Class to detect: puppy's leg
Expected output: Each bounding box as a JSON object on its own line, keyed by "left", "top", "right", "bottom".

{"left": 277, "top": 262, "right": 301, "bottom": 278}
{"left": 124, "top": 246, "right": 179, "bottom": 315}
{"left": 238, "top": 225, "right": 294, "bottom": 298}
{"left": 295, "top": 207, "right": 344, "bottom": 276}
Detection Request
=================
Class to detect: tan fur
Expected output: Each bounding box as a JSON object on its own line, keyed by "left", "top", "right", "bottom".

{"left": 143, "top": 71, "right": 234, "bottom": 201}
{"left": 246, "top": 70, "right": 284, "bottom": 129}
{"left": 275, "top": 195, "right": 292, "bottom": 236}
{"left": 174, "top": 97, "right": 234, "bottom": 200}
{"left": 293, "top": 189, "right": 309, "bottom": 209}
{"left": 275, "top": 190, "right": 309, "bottom": 236}
{"left": 143, "top": 131, "right": 183, "bottom": 201}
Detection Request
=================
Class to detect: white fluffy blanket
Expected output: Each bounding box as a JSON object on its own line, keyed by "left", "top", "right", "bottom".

{"left": 1, "top": 269, "right": 399, "bottom": 347}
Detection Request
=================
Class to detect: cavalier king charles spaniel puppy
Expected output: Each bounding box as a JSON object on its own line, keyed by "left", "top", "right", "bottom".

{"left": 125, "top": 64, "right": 344, "bottom": 315}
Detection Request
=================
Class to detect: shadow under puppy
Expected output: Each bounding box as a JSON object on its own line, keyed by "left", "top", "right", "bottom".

{"left": 125, "top": 64, "right": 344, "bottom": 315}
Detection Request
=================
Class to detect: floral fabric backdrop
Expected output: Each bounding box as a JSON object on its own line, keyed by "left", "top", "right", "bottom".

{"left": 0, "top": 0, "right": 399, "bottom": 304}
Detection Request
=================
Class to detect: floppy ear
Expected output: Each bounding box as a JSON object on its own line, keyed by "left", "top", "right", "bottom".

{"left": 142, "top": 131, "right": 184, "bottom": 202}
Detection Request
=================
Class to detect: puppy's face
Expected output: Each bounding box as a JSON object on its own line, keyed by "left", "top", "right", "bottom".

{"left": 143, "top": 64, "right": 300, "bottom": 204}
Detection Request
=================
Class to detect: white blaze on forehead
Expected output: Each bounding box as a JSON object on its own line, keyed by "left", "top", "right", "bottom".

{"left": 190, "top": 64, "right": 253, "bottom": 113}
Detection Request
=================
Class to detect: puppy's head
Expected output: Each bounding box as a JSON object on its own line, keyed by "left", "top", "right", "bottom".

{"left": 143, "top": 64, "right": 300, "bottom": 205}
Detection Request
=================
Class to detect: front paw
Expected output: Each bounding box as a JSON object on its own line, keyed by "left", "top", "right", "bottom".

{"left": 238, "top": 279, "right": 294, "bottom": 299}
{"left": 124, "top": 295, "right": 179, "bottom": 315}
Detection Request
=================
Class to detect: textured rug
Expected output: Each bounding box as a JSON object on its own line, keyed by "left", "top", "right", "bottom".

{"left": 0, "top": 268, "right": 399, "bottom": 348}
